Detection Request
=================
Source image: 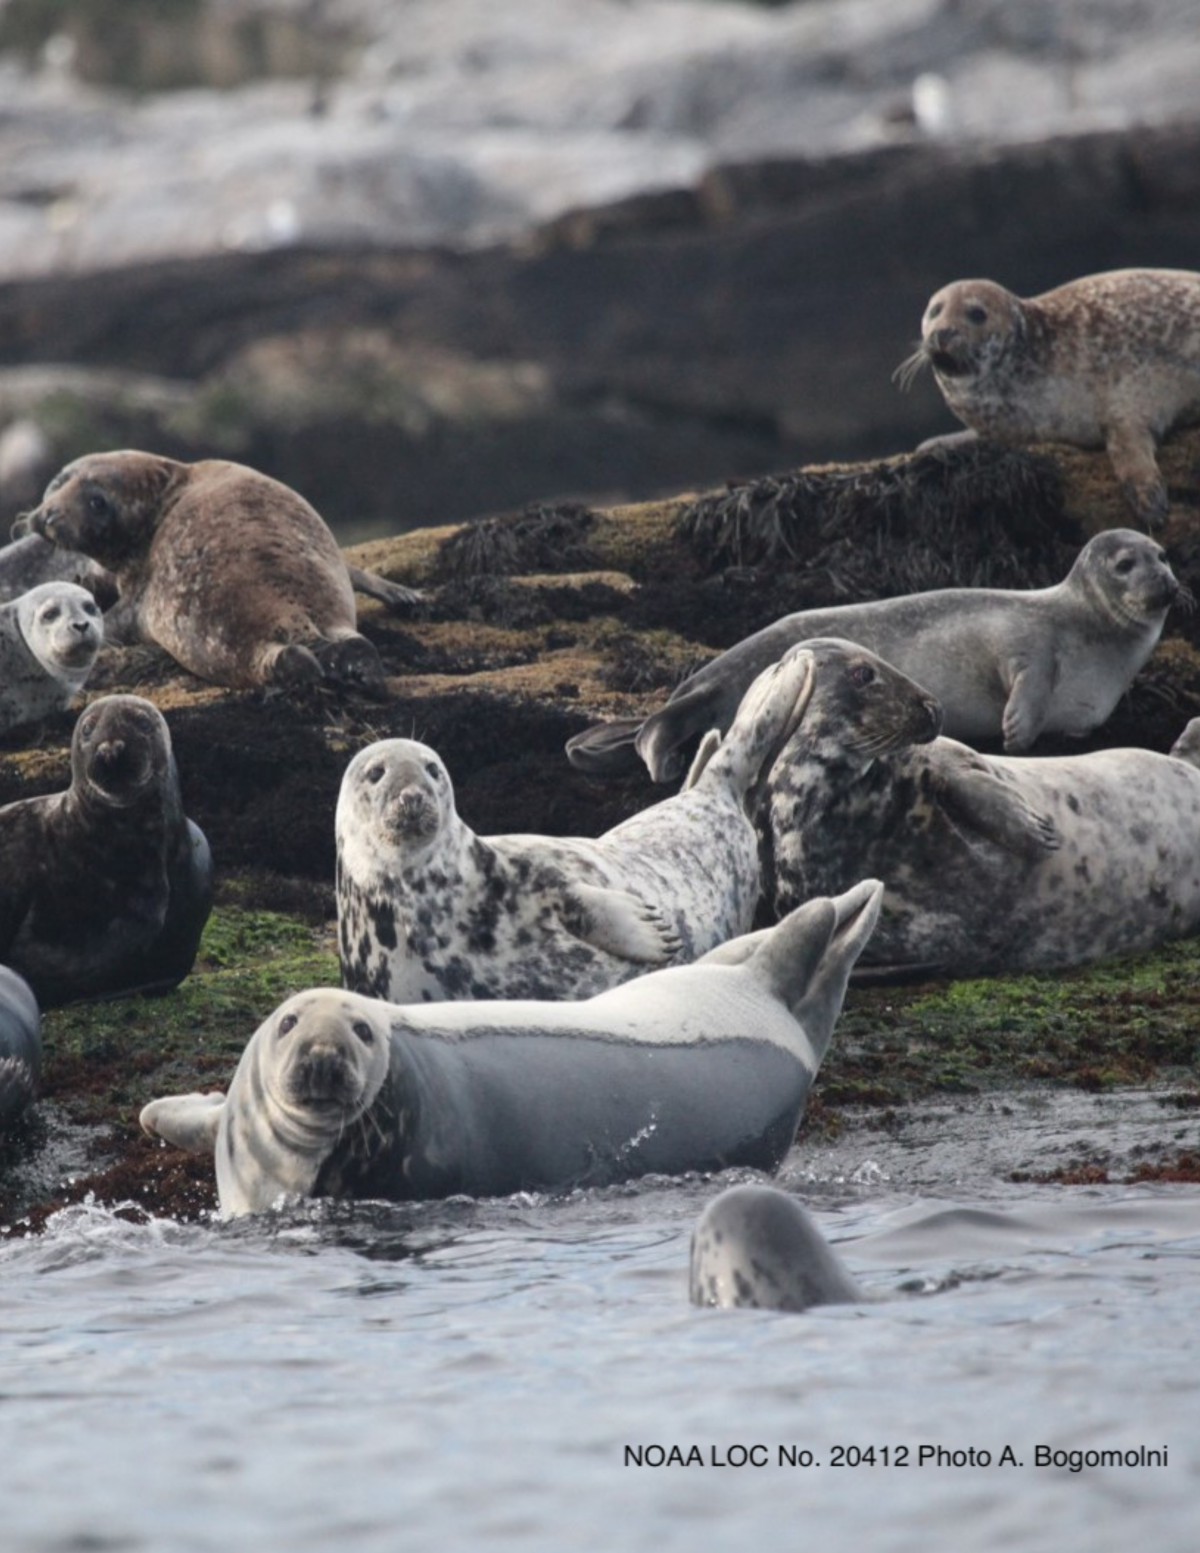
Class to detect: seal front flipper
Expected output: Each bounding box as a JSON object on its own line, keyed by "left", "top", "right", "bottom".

{"left": 564, "top": 716, "right": 645, "bottom": 775}
{"left": 140, "top": 1091, "right": 226, "bottom": 1154}
{"left": 566, "top": 882, "right": 681, "bottom": 964}
{"left": 1000, "top": 654, "right": 1057, "bottom": 752}
{"left": 345, "top": 565, "right": 424, "bottom": 612}
{"left": 1106, "top": 421, "right": 1169, "bottom": 530}
{"left": 938, "top": 764, "right": 1062, "bottom": 856}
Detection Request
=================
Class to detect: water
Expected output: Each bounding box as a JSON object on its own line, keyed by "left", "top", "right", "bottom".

{"left": 2, "top": 1092, "right": 1199, "bottom": 1553}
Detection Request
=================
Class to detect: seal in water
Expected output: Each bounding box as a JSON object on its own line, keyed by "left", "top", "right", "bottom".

{"left": 336, "top": 647, "right": 816, "bottom": 1002}
{"left": 689, "top": 1184, "right": 862, "bottom": 1311}
{"left": 139, "top": 880, "right": 883, "bottom": 1216}
{"left": 0, "top": 694, "right": 213, "bottom": 1006}
{"left": 0, "top": 582, "right": 104, "bottom": 735}
{"left": 19, "top": 450, "right": 399, "bottom": 692}
{"left": 895, "top": 268, "right": 1200, "bottom": 527}
{"left": 565, "top": 529, "right": 1187, "bottom": 781}
{"left": 759, "top": 638, "right": 1200, "bottom": 976}
{"left": 0, "top": 966, "right": 41, "bottom": 1130}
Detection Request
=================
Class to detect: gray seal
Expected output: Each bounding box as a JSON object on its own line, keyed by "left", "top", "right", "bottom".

{"left": 139, "top": 879, "right": 883, "bottom": 1216}
{"left": 19, "top": 450, "right": 395, "bottom": 692}
{"left": 336, "top": 648, "right": 816, "bottom": 1002}
{"left": 689, "top": 1184, "right": 862, "bottom": 1312}
{"left": 566, "top": 529, "right": 1187, "bottom": 782}
{"left": 760, "top": 638, "right": 1200, "bottom": 977}
{"left": 0, "top": 582, "right": 103, "bottom": 735}
{"left": 896, "top": 268, "right": 1200, "bottom": 527}
{"left": 0, "top": 694, "right": 214, "bottom": 1006}
{"left": 0, "top": 966, "right": 41, "bottom": 1130}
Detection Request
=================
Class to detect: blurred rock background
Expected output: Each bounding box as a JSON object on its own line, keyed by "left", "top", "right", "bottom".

{"left": 1, "top": 0, "right": 1198, "bottom": 537}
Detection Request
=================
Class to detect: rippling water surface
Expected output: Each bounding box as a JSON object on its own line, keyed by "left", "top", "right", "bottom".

{"left": 2, "top": 1093, "right": 1199, "bottom": 1552}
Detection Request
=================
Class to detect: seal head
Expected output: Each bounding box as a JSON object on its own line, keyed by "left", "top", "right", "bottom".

{"left": 690, "top": 1184, "right": 862, "bottom": 1311}
{"left": 0, "top": 965, "right": 41, "bottom": 1129}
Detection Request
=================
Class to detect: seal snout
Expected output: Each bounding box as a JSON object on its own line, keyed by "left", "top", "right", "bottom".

{"left": 290, "top": 1042, "right": 359, "bottom": 1110}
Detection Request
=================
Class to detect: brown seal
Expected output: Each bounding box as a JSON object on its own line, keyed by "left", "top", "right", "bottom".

{"left": 20, "top": 451, "right": 388, "bottom": 692}
{"left": 896, "top": 268, "right": 1200, "bottom": 527}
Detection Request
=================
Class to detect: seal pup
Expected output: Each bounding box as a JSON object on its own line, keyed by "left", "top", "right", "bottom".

{"left": 0, "top": 967, "right": 41, "bottom": 1130}
{"left": 19, "top": 451, "right": 394, "bottom": 693}
{"left": 565, "top": 529, "right": 1188, "bottom": 781}
{"left": 760, "top": 639, "right": 1200, "bottom": 976}
{"left": 896, "top": 268, "right": 1200, "bottom": 527}
{"left": 0, "top": 694, "right": 213, "bottom": 1006}
{"left": 0, "top": 582, "right": 103, "bottom": 735}
{"left": 689, "top": 1184, "right": 862, "bottom": 1312}
{"left": 139, "top": 879, "right": 884, "bottom": 1216}
{"left": 336, "top": 648, "right": 816, "bottom": 1002}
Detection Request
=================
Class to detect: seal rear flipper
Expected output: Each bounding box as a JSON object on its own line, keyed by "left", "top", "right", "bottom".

{"left": 567, "top": 882, "right": 681, "bottom": 964}
{"left": 140, "top": 1091, "right": 226, "bottom": 1154}
{"left": 345, "top": 565, "right": 424, "bottom": 612}
{"left": 564, "top": 717, "right": 645, "bottom": 775}
{"left": 940, "top": 767, "right": 1061, "bottom": 856}
{"left": 748, "top": 880, "right": 884, "bottom": 1063}
{"left": 681, "top": 729, "right": 722, "bottom": 790}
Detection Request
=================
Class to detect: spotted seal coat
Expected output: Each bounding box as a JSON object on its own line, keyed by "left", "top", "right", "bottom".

{"left": 0, "top": 967, "right": 40, "bottom": 1129}
{"left": 18, "top": 451, "right": 404, "bottom": 692}
{"left": 565, "top": 530, "right": 1188, "bottom": 781}
{"left": 139, "top": 880, "right": 883, "bottom": 1216}
{"left": 689, "top": 1184, "right": 862, "bottom": 1312}
{"left": 0, "top": 582, "right": 104, "bottom": 735}
{"left": 0, "top": 694, "right": 213, "bottom": 1006}
{"left": 896, "top": 268, "right": 1200, "bottom": 527}
{"left": 337, "top": 648, "right": 816, "bottom": 1003}
{"left": 759, "top": 638, "right": 1200, "bottom": 976}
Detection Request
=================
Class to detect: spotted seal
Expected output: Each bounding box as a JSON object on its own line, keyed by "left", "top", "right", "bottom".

{"left": 18, "top": 451, "right": 401, "bottom": 692}
{"left": 759, "top": 638, "right": 1200, "bottom": 976}
{"left": 896, "top": 268, "right": 1200, "bottom": 527}
{"left": 139, "top": 879, "right": 883, "bottom": 1216}
{"left": 0, "top": 694, "right": 213, "bottom": 1006}
{"left": 0, "top": 582, "right": 104, "bottom": 735}
{"left": 337, "top": 647, "right": 816, "bottom": 1002}
{"left": 0, "top": 967, "right": 41, "bottom": 1130}
{"left": 689, "top": 1184, "right": 862, "bottom": 1312}
{"left": 565, "top": 530, "right": 1187, "bottom": 781}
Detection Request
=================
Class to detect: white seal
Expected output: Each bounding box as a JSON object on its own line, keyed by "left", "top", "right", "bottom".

{"left": 0, "top": 581, "right": 103, "bottom": 734}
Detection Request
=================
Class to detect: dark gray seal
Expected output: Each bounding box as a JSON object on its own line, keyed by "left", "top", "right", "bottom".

{"left": 336, "top": 647, "right": 815, "bottom": 1002}
{"left": 0, "top": 582, "right": 103, "bottom": 735}
{"left": 896, "top": 268, "right": 1200, "bottom": 528}
{"left": 139, "top": 879, "right": 884, "bottom": 1217}
{"left": 0, "top": 967, "right": 41, "bottom": 1130}
{"left": 18, "top": 451, "right": 398, "bottom": 692}
{"left": 760, "top": 638, "right": 1200, "bottom": 976}
{"left": 690, "top": 1184, "right": 862, "bottom": 1312}
{"left": 566, "top": 529, "right": 1187, "bottom": 781}
{"left": 0, "top": 694, "right": 213, "bottom": 1006}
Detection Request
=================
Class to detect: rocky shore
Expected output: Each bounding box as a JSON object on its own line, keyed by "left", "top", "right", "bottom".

{"left": 3, "top": 426, "right": 1200, "bottom": 1231}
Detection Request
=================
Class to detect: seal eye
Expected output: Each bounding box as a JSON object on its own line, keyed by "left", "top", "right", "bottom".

{"left": 83, "top": 600, "right": 100, "bottom": 617}
{"left": 849, "top": 663, "right": 876, "bottom": 687}
{"left": 278, "top": 1013, "right": 298, "bottom": 1036}
{"left": 87, "top": 492, "right": 112, "bottom": 521}
{"left": 351, "top": 1020, "right": 375, "bottom": 1046}
{"left": 1113, "top": 557, "right": 1136, "bottom": 575}
{"left": 366, "top": 764, "right": 385, "bottom": 785}
{"left": 928, "top": 300, "right": 943, "bottom": 320}
{"left": 964, "top": 304, "right": 988, "bottom": 325}
{"left": 41, "top": 605, "right": 61, "bottom": 623}
{"left": 425, "top": 762, "right": 442, "bottom": 781}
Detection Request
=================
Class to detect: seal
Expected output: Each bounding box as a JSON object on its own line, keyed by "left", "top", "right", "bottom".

{"left": 689, "top": 1184, "right": 862, "bottom": 1312}
{"left": 0, "top": 966, "right": 41, "bottom": 1130}
{"left": 0, "top": 694, "right": 214, "bottom": 1006}
{"left": 0, "top": 529, "right": 414, "bottom": 615}
{"left": 19, "top": 450, "right": 393, "bottom": 692}
{"left": 759, "top": 638, "right": 1200, "bottom": 976}
{"left": 566, "top": 530, "right": 1185, "bottom": 781}
{"left": 0, "top": 582, "right": 104, "bottom": 735}
{"left": 336, "top": 647, "right": 816, "bottom": 1002}
{"left": 895, "top": 268, "right": 1200, "bottom": 527}
{"left": 139, "top": 879, "right": 884, "bottom": 1216}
